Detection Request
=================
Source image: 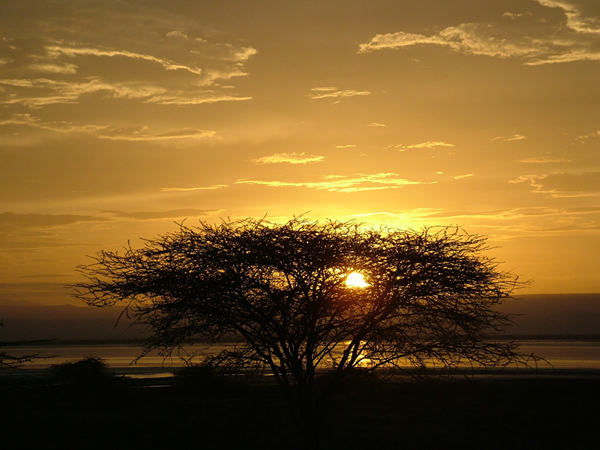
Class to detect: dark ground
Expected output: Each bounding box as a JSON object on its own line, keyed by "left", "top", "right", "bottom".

{"left": 1, "top": 373, "right": 599, "bottom": 450}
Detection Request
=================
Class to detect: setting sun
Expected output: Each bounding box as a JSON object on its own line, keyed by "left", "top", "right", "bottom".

{"left": 345, "top": 272, "right": 369, "bottom": 288}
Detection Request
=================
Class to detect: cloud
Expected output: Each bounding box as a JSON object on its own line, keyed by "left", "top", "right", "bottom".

{"left": 160, "top": 185, "right": 229, "bottom": 192}
{"left": 359, "top": 2, "right": 600, "bottom": 65}
{"left": 310, "top": 87, "right": 338, "bottom": 92}
{"left": 46, "top": 44, "right": 204, "bottom": 75}
{"left": 0, "top": 113, "right": 217, "bottom": 142}
{"left": 519, "top": 157, "right": 571, "bottom": 163}
{"left": 0, "top": 76, "right": 252, "bottom": 108}
{"left": 576, "top": 130, "right": 600, "bottom": 141}
{"left": 491, "top": 134, "right": 527, "bottom": 141}
{"left": 29, "top": 62, "right": 78, "bottom": 74}
{"left": 309, "top": 87, "right": 370, "bottom": 100}
{"left": 536, "top": 0, "right": 600, "bottom": 34}
{"left": 358, "top": 24, "right": 542, "bottom": 58}
{"left": 94, "top": 127, "right": 216, "bottom": 141}
{"left": 502, "top": 12, "right": 533, "bottom": 19}
{"left": 510, "top": 171, "right": 600, "bottom": 197}
{"left": 0, "top": 212, "right": 102, "bottom": 230}
{"left": 0, "top": 209, "right": 224, "bottom": 230}
{"left": 419, "top": 206, "right": 600, "bottom": 226}
{"left": 454, "top": 174, "right": 474, "bottom": 180}
{"left": 0, "top": 209, "right": 224, "bottom": 251}
{"left": 144, "top": 93, "right": 252, "bottom": 106}
{"left": 336, "top": 144, "right": 356, "bottom": 148}
{"left": 406, "top": 141, "right": 455, "bottom": 149}
{"left": 0, "top": 1, "right": 256, "bottom": 111}
{"left": 237, "top": 173, "right": 435, "bottom": 192}
{"left": 367, "top": 123, "right": 386, "bottom": 127}
{"left": 384, "top": 141, "right": 455, "bottom": 151}
{"left": 251, "top": 152, "right": 325, "bottom": 165}
{"left": 0, "top": 77, "right": 168, "bottom": 108}
{"left": 102, "top": 209, "right": 222, "bottom": 220}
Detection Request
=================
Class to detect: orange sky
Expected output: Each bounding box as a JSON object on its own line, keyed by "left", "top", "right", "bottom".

{"left": 1, "top": 0, "right": 599, "bottom": 305}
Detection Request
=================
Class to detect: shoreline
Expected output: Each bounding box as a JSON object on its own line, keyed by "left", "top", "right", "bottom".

{"left": 3, "top": 365, "right": 600, "bottom": 386}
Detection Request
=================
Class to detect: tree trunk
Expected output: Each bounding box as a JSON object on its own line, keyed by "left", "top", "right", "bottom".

{"left": 291, "top": 381, "right": 340, "bottom": 450}
{"left": 289, "top": 384, "right": 323, "bottom": 450}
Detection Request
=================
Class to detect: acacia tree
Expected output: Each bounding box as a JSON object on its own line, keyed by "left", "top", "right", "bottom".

{"left": 72, "top": 217, "right": 533, "bottom": 449}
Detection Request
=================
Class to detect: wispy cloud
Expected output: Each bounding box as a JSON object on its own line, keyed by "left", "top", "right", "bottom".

{"left": 251, "top": 153, "right": 325, "bottom": 165}
{"left": 29, "top": 62, "right": 78, "bottom": 74}
{"left": 536, "top": 0, "right": 600, "bottom": 35}
{"left": 576, "top": 130, "right": 600, "bottom": 141}
{"left": 237, "top": 173, "right": 435, "bottom": 192}
{"left": 0, "top": 1, "right": 256, "bottom": 112}
{"left": 358, "top": 24, "right": 542, "bottom": 58}
{"left": 0, "top": 76, "right": 252, "bottom": 108}
{"left": 0, "top": 113, "right": 217, "bottom": 142}
{"left": 0, "top": 209, "right": 223, "bottom": 229}
{"left": 454, "top": 174, "right": 474, "bottom": 180}
{"left": 359, "top": 1, "right": 600, "bottom": 65}
{"left": 102, "top": 209, "right": 222, "bottom": 220}
{"left": 384, "top": 141, "right": 455, "bottom": 151}
{"left": 46, "top": 44, "right": 204, "bottom": 75}
{"left": 510, "top": 171, "right": 600, "bottom": 197}
{"left": 502, "top": 12, "right": 533, "bottom": 19}
{"left": 519, "top": 157, "right": 571, "bottom": 163}
{"left": 160, "top": 185, "right": 229, "bottom": 192}
{"left": 96, "top": 127, "right": 217, "bottom": 141}
{"left": 336, "top": 144, "right": 356, "bottom": 148}
{"left": 309, "top": 87, "right": 370, "bottom": 100}
{"left": 367, "top": 123, "right": 386, "bottom": 127}
{"left": 144, "top": 93, "right": 252, "bottom": 106}
{"left": 491, "top": 134, "right": 527, "bottom": 141}
{"left": 349, "top": 206, "right": 600, "bottom": 236}
{"left": 0, "top": 77, "right": 168, "bottom": 108}
{"left": 0, "top": 212, "right": 101, "bottom": 230}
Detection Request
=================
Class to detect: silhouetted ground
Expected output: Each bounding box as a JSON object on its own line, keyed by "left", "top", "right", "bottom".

{"left": 1, "top": 373, "right": 599, "bottom": 449}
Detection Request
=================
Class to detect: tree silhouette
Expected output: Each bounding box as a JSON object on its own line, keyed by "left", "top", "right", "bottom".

{"left": 72, "top": 217, "right": 534, "bottom": 449}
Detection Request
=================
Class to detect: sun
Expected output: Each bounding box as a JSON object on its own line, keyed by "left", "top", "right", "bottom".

{"left": 345, "top": 271, "right": 369, "bottom": 288}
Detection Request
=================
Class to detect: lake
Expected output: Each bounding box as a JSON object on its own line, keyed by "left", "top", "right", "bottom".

{"left": 3, "top": 338, "right": 600, "bottom": 378}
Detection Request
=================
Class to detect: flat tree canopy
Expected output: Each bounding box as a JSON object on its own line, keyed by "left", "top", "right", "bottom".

{"left": 72, "top": 217, "right": 534, "bottom": 447}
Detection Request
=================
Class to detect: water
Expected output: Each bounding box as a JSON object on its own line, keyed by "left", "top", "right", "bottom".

{"left": 3, "top": 338, "right": 600, "bottom": 378}
{"left": 518, "top": 339, "right": 600, "bottom": 369}
{"left": 0, "top": 342, "right": 233, "bottom": 379}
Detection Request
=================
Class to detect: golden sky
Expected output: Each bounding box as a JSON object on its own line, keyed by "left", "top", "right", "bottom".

{"left": 1, "top": 0, "right": 599, "bottom": 304}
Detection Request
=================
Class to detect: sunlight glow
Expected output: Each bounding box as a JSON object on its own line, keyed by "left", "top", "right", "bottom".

{"left": 345, "top": 272, "right": 369, "bottom": 288}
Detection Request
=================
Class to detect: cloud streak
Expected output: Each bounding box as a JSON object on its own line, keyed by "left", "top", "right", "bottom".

{"left": 0, "top": 1, "right": 256, "bottom": 112}
{"left": 160, "top": 185, "right": 229, "bottom": 192}
{"left": 536, "top": 0, "right": 600, "bottom": 35}
{"left": 237, "top": 173, "right": 435, "bottom": 192}
{"left": 519, "top": 157, "right": 570, "bottom": 163}
{"left": 102, "top": 209, "right": 222, "bottom": 220}
{"left": 251, "top": 153, "right": 325, "bottom": 164}
{"left": 351, "top": 205, "right": 600, "bottom": 236}
{"left": 511, "top": 171, "right": 600, "bottom": 197}
{"left": 309, "top": 87, "right": 370, "bottom": 100}
{"left": 384, "top": 141, "right": 455, "bottom": 151}
{"left": 491, "top": 134, "right": 527, "bottom": 141}
{"left": 359, "top": 1, "right": 600, "bottom": 65}
{"left": 0, "top": 212, "right": 101, "bottom": 230}
{"left": 0, "top": 114, "right": 217, "bottom": 142}
{"left": 46, "top": 44, "right": 204, "bottom": 75}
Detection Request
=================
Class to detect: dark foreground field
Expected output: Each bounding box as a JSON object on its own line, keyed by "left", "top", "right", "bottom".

{"left": 2, "top": 373, "right": 599, "bottom": 450}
